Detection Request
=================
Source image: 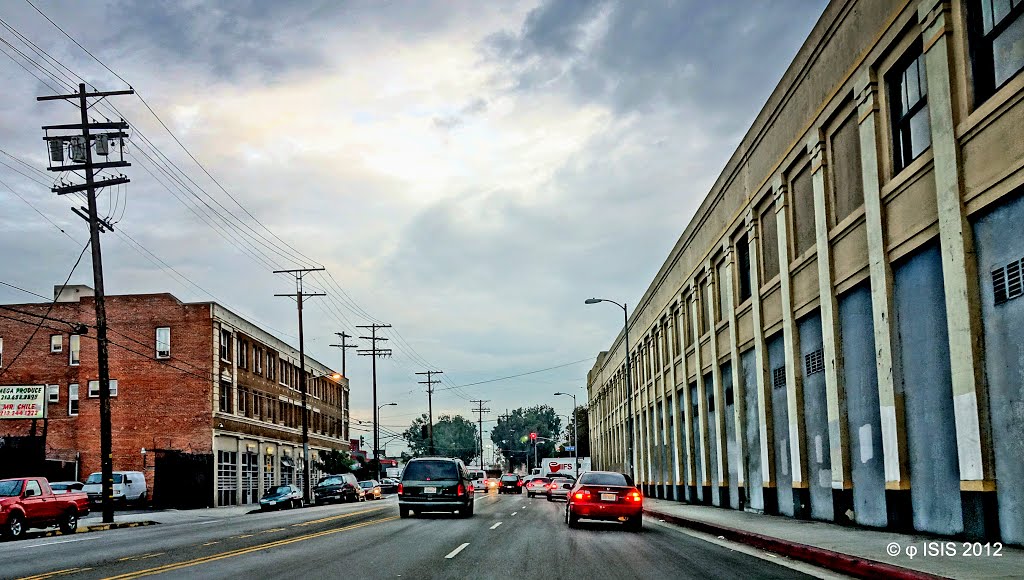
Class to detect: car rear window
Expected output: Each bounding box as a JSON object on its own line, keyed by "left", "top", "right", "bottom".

{"left": 318, "top": 476, "right": 344, "bottom": 486}
{"left": 500, "top": 475, "right": 518, "bottom": 482}
{"left": 579, "top": 472, "right": 629, "bottom": 486}
{"left": 403, "top": 461, "right": 459, "bottom": 481}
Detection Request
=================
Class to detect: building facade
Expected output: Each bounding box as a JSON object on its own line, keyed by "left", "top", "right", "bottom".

{"left": 586, "top": 0, "right": 1024, "bottom": 545}
{"left": 0, "top": 286, "right": 349, "bottom": 507}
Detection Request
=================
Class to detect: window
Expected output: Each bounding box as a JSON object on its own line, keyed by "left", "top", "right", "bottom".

{"left": 254, "top": 347, "right": 263, "bottom": 375}
{"left": 268, "top": 355, "right": 276, "bottom": 381}
{"left": 829, "top": 111, "right": 864, "bottom": 224}
{"left": 238, "top": 387, "right": 249, "bottom": 417}
{"left": 46, "top": 384, "right": 59, "bottom": 403}
{"left": 155, "top": 327, "right": 171, "bottom": 359}
{"left": 219, "top": 381, "right": 232, "bottom": 413}
{"left": 698, "top": 278, "right": 710, "bottom": 334}
{"left": 737, "top": 234, "right": 752, "bottom": 302}
{"left": 50, "top": 334, "right": 62, "bottom": 353}
{"left": 220, "top": 329, "right": 231, "bottom": 361}
{"left": 69, "top": 384, "right": 79, "bottom": 416}
{"left": 69, "top": 335, "right": 80, "bottom": 366}
{"left": 87, "top": 379, "right": 118, "bottom": 398}
{"left": 969, "top": 0, "right": 1024, "bottom": 104}
{"left": 889, "top": 45, "right": 930, "bottom": 171}
{"left": 236, "top": 339, "right": 249, "bottom": 369}
{"left": 790, "top": 164, "right": 816, "bottom": 256}
{"left": 760, "top": 204, "right": 780, "bottom": 281}
{"left": 717, "top": 261, "right": 729, "bottom": 320}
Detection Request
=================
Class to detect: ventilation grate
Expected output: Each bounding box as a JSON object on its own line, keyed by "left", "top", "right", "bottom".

{"left": 772, "top": 366, "right": 786, "bottom": 389}
{"left": 993, "top": 258, "right": 1024, "bottom": 305}
{"left": 805, "top": 348, "right": 825, "bottom": 376}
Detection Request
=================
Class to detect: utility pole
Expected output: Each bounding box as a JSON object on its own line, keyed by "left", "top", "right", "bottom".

{"left": 329, "top": 332, "right": 358, "bottom": 377}
{"left": 470, "top": 400, "right": 490, "bottom": 471}
{"left": 39, "top": 84, "right": 133, "bottom": 525}
{"left": 357, "top": 324, "right": 391, "bottom": 481}
{"left": 274, "top": 267, "right": 325, "bottom": 504}
{"left": 415, "top": 370, "right": 442, "bottom": 454}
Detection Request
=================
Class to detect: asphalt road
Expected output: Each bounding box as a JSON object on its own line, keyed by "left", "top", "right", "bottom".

{"left": 2, "top": 492, "right": 840, "bottom": 579}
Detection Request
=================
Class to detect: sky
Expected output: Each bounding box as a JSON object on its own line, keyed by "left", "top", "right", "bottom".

{"left": 0, "top": 0, "right": 827, "bottom": 458}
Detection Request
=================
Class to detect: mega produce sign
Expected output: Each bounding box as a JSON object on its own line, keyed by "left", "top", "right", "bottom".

{"left": 0, "top": 385, "right": 46, "bottom": 419}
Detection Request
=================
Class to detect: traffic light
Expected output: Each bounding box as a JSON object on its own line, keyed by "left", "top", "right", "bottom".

{"left": 360, "top": 436, "right": 366, "bottom": 449}
{"left": 530, "top": 432, "right": 537, "bottom": 441}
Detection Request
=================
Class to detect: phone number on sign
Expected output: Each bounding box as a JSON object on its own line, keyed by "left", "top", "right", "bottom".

{"left": 886, "top": 541, "right": 1003, "bottom": 559}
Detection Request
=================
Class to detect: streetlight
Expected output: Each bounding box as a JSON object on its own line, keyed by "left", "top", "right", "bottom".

{"left": 585, "top": 297, "right": 633, "bottom": 479}
{"left": 301, "top": 372, "right": 344, "bottom": 503}
{"left": 554, "top": 392, "right": 578, "bottom": 475}
{"left": 376, "top": 402, "right": 397, "bottom": 480}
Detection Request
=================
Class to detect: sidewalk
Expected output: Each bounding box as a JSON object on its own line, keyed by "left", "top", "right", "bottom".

{"left": 643, "top": 498, "right": 1023, "bottom": 580}
{"left": 80, "top": 503, "right": 256, "bottom": 527}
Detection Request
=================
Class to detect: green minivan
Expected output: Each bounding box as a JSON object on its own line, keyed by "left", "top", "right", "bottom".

{"left": 398, "top": 457, "right": 475, "bottom": 518}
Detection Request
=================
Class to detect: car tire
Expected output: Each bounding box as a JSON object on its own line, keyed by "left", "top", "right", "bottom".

{"left": 546, "top": 495, "right": 553, "bottom": 502}
{"left": 399, "top": 507, "right": 411, "bottom": 519}
{"left": 137, "top": 491, "right": 148, "bottom": 506}
{"left": 566, "top": 508, "right": 579, "bottom": 529}
{"left": 59, "top": 510, "right": 78, "bottom": 534}
{"left": 4, "top": 513, "right": 25, "bottom": 539}
{"left": 626, "top": 515, "right": 642, "bottom": 531}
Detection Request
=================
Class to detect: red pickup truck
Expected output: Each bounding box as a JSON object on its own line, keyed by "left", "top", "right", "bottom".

{"left": 0, "top": 477, "right": 90, "bottom": 540}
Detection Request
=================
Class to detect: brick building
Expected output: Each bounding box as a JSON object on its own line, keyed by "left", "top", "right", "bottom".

{"left": 0, "top": 285, "right": 349, "bottom": 507}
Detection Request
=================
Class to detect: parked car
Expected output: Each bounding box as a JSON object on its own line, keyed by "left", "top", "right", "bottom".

{"left": 498, "top": 473, "right": 522, "bottom": 494}
{"left": 379, "top": 478, "right": 399, "bottom": 493}
{"left": 0, "top": 477, "right": 90, "bottom": 539}
{"left": 314, "top": 473, "right": 360, "bottom": 504}
{"left": 398, "top": 457, "right": 474, "bottom": 518}
{"left": 49, "top": 481, "right": 85, "bottom": 494}
{"left": 259, "top": 484, "right": 303, "bottom": 510}
{"left": 546, "top": 477, "right": 574, "bottom": 502}
{"left": 523, "top": 476, "right": 551, "bottom": 498}
{"left": 358, "top": 480, "right": 382, "bottom": 500}
{"left": 565, "top": 471, "right": 643, "bottom": 531}
{"left": 82, "top": 471, "right": 147, "bottom": 506}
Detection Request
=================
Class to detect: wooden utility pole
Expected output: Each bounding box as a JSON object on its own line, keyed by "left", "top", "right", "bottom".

{"left": 357, "top": 324, "right": 391, "bottom": 480}
{"left": 329, "top": 332, "right": 357, "bottom": 377}
{"left": 39, "top": 84, "right": 132, "bottom": 524}
{"left": 274, "top": 267, "right": 325, "bottom": 504}
{"left": 415, "top": 370, "right": 442, "bottom": 454}
{"left": 471, "top": 400, "right": 490, "bottom": 472}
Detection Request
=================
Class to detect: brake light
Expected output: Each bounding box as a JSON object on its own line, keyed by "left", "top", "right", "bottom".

{"left": 628, "top": 490, "right": 642, "bottom": 502}
{"left": 397, "top": 483, "right": 403, "bottom": 495}
{"left": 457, "top": 484, "right": 465, "bottom": 496}
{"left": 517, "top": 481, "right": 523, "bottom": 486}
{"left": 573, "top": 490, "right": 591, "bottom": 500}
{"left": 548, "top": 483, "right": 557, "bottom": 489}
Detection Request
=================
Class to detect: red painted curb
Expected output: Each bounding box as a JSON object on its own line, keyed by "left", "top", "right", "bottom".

{"left": 645, "top": 508, "right": 949, "bottom": 580}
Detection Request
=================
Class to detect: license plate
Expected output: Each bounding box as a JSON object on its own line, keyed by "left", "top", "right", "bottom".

{"left": 424, "top": 486, "right": 437, "bottom": 494}
{"left": 269, "top": 500, "right": 277, "bottom": 505}
{"left": 600, "top": 493, "right": 617, "bottom": 502}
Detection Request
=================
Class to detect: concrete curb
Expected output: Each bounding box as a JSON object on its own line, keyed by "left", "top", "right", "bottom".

{"left": 33, "top": 520, "right": 159, "bottom": 538}
{"left": 645, "top": 507, "right": 949, "bottom": 580}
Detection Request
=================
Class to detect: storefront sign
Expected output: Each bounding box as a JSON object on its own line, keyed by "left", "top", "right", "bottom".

{"left": 0, "top": 385, "right": 46, "bottom": 419}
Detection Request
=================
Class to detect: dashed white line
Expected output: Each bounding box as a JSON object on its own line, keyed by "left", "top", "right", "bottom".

{"left": 18, "top": 536, "right": 101, "bottom": 549}
{"left": 490, "top": 521, "right": 503, "bottom": 530}
{"left": 445, "top": 542, "right": 471, "bottom": 559}
{"left": 511, "top": 512, "right": 518, "bottom": 516}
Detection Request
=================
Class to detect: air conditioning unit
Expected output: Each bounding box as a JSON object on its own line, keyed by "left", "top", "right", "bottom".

{"left": 70, "top": 137, "right": 87, "bottom": 163}
{"left": 47, "top": 139, "right": 64, "bottom": 163}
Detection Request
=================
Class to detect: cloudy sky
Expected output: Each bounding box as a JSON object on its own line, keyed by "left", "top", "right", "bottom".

{"left": 0, "top": 0, "right": 826, "bottom": 455}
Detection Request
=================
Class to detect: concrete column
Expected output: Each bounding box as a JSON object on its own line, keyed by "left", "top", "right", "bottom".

{"left": 678, "top": 295, "right": 697, "bottom": 501}
{"left": 656, "top": 325, "right": 669, "bottom": 492}
{"left": 809, "top": 135, "right": 854, "bottom": 522}
{"left": 705, "top": 261, "right": 729, "bottom": 506}
{"left": 638, "top": 344, "right": 650, "bottom": 487}
{"left": 689, "top": 285, "right": 712, "bottom": 502}
{"left": 746, "top": 211, "right": 778, "bottom": 513}
{"left": 669, "top": 307, "right": 685, "bottom": 499}
{"left": 723, "top": 240, "right": 748, "bottom": 509}
{"left": 856, "top": 71, "right": 912, "bottom": 528}
{"left": 919, "top": 0, "right": 996, "bottom": 539}
{"left": 774, "top": 176, "right": 811, "bottom": 518}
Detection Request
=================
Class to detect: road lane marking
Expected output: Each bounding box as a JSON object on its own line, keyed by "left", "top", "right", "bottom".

{"left": 489, "top": 522, "right": 502, "bottom": 530}
{"left": 16, "top": 568, "right": 88, "bottom": 580}
{"left": 237, "top": 534, "right": 254, "bottom": 538}
{"left": 444, "top": 543, "right": 470, "bottom": 559}
{"left": 101, "top": 516, "right": 399, "bottom": 579}
{"left": 260, "top": 528, "right": 285, "bottom": 534}
{"left": 291, "top": 506, "right": 386, "bottom": 527}
{"left": 118, "top": 554, "right": 164, "bottom": 562}
{"left": 18, "top": 536, "right": 101, "bottom": 549}
{"left": 511, "top": 512, "right": 517, "bottom": 516}
{"left": 201, "top": 541, "right": 219, "bottom": 546}
{"left": 193, "top": 520, "right": 221, "bottom": 525}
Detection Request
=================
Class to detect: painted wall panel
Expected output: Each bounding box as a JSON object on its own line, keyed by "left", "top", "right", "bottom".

{"left": 705, "top": 373, "right": 721, "bottom": 506}
{"left": 893, "top": 243, "right": 963, "bottom": 535}
{"left": 972, "top": 191, "right": 1024, "bottom": 544}
{"left": 884, "top": 173, "right": 938, "bottom": 252}
{"left": 742, "top": 348, "right": 764, "bottom": 511}
{"left": 792, "top": 259, "right": 820, "bottom": 312}
{"left": 832, "top": 220, "right": 869, "bottom": 286}
{"left": 690, "top": 382, "right": 703, "bottom": 501}
{"left": 838, "top": 283, "right": 887, "bottom": 528}
{"left": 723, "top": 362, "right": 739, "bottom": 509}
{"left": 768, "top": 333, "right": 794, "bottom": 516}
{"left": 799, "top": 311, "right": 833, "bottom": 521}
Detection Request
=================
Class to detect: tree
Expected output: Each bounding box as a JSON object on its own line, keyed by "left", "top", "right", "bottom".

{"left": 490, "top": 405, "right": 562, "bottom": 471}
{"left": 402, "top": 413, "right": 478, "bottom": 465}
{"left": 315, "top": 449, "right": 356, "bottom": 476}
{"left": 564, "top": 404, "right": 590, "bottom": 458}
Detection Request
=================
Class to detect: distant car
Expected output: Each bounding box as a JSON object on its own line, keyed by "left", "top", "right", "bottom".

{"left": 359, "top": 480, "right": 382, "bottom": 500}
{"left": 468, "top": 470, "right": 489, "bottom": 493}
{"left": 498, "top": 474, "right": 522, "bottom": 494}
{"left": 49, "top": 481, "right": 85, "bottom": 494}
{"left": 259, "top": 484, "right": 303, "bottom": 510}
{"left": 523, "top": 476, "right": 551, "bottom": 498}
{"left": 565, "top": 471, "right": 643, "bottom": 531}
{"left": 379, "top": 478, "right": 399, "bottom": 493}
{"left": 314, "top": 473, "right": 360, "bottom": 504}
{"left": 82, "top": 471, "right": 147, "bottom": 505}
{"left": 546, "top": 477, "right": 574, "bottom": 502}
{"left": 398, "top": 457, "right": 474, "bottom": 518}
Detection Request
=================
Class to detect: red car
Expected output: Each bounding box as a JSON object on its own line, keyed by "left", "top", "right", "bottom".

{"left": 565, "top": 471, "right": 643, "bottom": 531}
{"left": 0, "top": 477, "right": 90, "bottom": 539}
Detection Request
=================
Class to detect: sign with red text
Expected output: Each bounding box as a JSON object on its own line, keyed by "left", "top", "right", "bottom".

{"left": 0, "top": 385, "right": 46, "bottom": 419}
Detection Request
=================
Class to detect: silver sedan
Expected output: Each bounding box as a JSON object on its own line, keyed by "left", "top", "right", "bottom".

{"left": 546, "top": 477, "right": 574, "bottom": 502}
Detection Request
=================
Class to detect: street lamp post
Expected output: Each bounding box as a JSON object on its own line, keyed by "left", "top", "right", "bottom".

{"left": 554, "top": 392, "right": 578, "bottom": 475}
{"left": 585, "top": 297, "right": 634, "bottom": 480}
{"left": 376, "top": 402, "right": 397, "bottom": 480}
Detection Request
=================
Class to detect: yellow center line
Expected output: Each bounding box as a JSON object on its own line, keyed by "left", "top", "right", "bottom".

{"left": 102, "top": 516, "right": 398, "bottom": 580}
{"left": 259, "top": 528, "right": 285, "bottom": 534}
{"left": 17, "top": 569, "right": 81, "bottom": 580}
{"left": 290, "top": 506, "right": 386, "bottom": 527}
{"left": 237, "top": 534, "right": 254, "bottom": 538}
